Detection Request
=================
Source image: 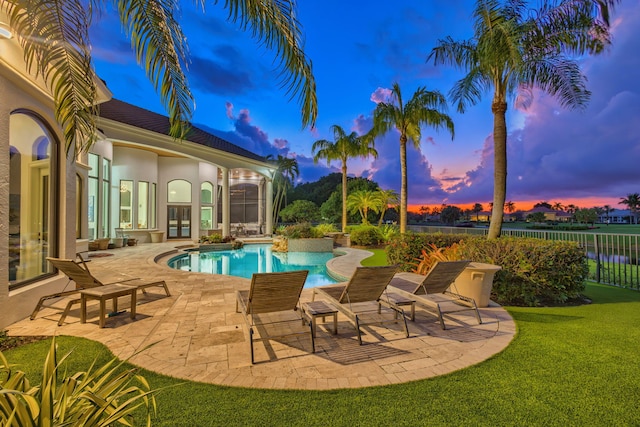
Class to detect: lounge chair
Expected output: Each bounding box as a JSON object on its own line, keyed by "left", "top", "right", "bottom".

{"left": 387, "top": 260, "right": 482, "bottom": 329}
{"left": 236, "top": 270, "right": 313, "bottom": 364}
{"left": 31, "top": 253, "right": 170, "bottom": 325}
{"left": 313, "top": 265, "right": 408, "bottom": 345}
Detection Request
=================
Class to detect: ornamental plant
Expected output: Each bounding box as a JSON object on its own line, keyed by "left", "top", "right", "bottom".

{"left": 0, "top": 337, "right": 157, "bottom": 426}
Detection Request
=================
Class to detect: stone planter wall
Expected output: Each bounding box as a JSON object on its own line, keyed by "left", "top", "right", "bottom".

{"left": 199, "top": 243, "right": 233, "bottom": 252}
{"left": 287, "top": 238, "right": 334, "bottom": 253}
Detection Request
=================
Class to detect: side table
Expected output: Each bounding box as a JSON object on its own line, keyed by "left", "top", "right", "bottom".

{"left": 302, "top": 300, "right": 338, "bottom": 336}
{"left": 80, "top": 283, "right": 138, "bottom": 328}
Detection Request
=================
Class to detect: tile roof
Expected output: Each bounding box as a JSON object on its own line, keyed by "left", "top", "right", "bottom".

{"left": 97, "top": 98, "right": 266, "bottom": 162}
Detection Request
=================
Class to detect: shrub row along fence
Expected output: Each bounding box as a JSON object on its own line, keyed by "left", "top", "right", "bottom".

{"left": 408, "top": 225, "right": 640, "bottom": 290}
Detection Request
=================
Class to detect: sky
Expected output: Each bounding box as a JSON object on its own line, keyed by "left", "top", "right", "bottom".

{"left": 89, "top": 0, "right": 640, "bottom": 213}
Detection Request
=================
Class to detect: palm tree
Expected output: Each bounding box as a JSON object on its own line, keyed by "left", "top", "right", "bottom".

{"left": 268, "top": 155, "right": 299, "bottom": 227}
{"left": 370, "top": 82, "right": 454, "bottom": 234}
{"left": 312, "top": 125, "right": 377, "bottom": 232}
{"left": 505, "top": 201, "right": 516, "bottom": 214}
{"left": 429, "top": 0, "right": 618, "bottom": 239}
{"left": 346, "top": 190, "right": 382, "bottom": 225}
{"left": 552, "top": 202, "right": 565, "bottom": 211}
{"left": 3, "top": 0, "right": 317, "bottom": 153}
{"left": 472, "top": 203, "right": 483, "bottom": 222}
{"left": 376, "top": 189, "right": 399, "bottom": 226}
{"left": 603, "top": 204, "right": 612, "bottom": 225}
{"left": 619, "top": 193, "right": 640, "bottom": 224}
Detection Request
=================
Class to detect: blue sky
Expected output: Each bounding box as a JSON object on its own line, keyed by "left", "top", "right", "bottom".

{"left": 90, "top": 1, "right": 640, "bottom": 211}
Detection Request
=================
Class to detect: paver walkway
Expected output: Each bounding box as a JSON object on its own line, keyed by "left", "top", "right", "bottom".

{"left": 8, "top": 242, "right": 516, "bottom": 390}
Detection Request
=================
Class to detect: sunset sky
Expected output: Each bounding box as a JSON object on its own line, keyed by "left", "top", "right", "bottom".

{"left": 89, "top": 1, "right": 639, "bottom": 213}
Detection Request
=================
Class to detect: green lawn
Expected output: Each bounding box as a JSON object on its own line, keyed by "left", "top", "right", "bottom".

{"left": 4, "top": 282, "right": 640, "bottom": 426}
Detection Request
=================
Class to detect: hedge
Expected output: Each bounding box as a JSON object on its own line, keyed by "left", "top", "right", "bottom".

{"left": 386, "top": 233, "right": 588, "bottom": 306}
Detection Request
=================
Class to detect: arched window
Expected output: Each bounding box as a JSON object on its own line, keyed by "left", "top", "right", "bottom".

{"left": 168, "top": 179, "right": 191, "bottom": 203}
{"left": 9, "top": 112, "right": 58, "bottom": 287}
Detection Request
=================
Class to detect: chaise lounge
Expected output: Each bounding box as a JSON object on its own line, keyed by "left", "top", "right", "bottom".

{"left": 313, "top": 265, "right": 409, "bottom": 345}
{"left": 31, "top": 253, "right": 170, "bottom": 325}
{"left": 236, "top": 270, "right": 314, "bottom": 364}
{"left": 387, "top": 260, "right": 482, "bottom": 329}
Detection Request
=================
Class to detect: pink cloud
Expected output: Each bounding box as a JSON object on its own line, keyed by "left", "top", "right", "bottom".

{"left": 370, "top": 87, "right": 392, "bottom": 104}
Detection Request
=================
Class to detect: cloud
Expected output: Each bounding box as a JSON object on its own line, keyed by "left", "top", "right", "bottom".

{"left": 204, "top": 105, "right": 332, "bottom": 183}
{"left": 189, "top": 47, "right": 254, "bottom": 96}
{"left": 370, "top": 87, "right": 392, "bottom": 104}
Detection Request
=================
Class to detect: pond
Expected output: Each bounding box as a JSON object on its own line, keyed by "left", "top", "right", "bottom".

{"left": 167, "top": 243, "right": 339, "bottom": 287}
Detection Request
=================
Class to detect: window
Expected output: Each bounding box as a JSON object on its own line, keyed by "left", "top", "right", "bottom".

{"left": 87, "top": 154, "right": 110, "bottom": 239}
{"left": 119, "top": 180, "right": 133, "bottom": 229}
{"left": 150, "top": 183, "right": 157, "bottom": 229}
{"left": 201, "top": 182, "right": 214, "bottom": 230}
{"left": 88, "top": 154, "right": 99, "bottom": 239}
{"left": 138, "top": 181, "right": 149, "bottom": 229}
{"left": 9, "top": 112, "right": 57, "bottom": 287}
{"left": 228, "top": 183, "right": 259, "bottom": 223}
{"left": 102, "top": 158, "right": 110, "bottom": 237}
{"left": 168, "top": 180, "right": 191, "bottom": 203}
{"left": 76, "top": 174, "right": 82, "bottom": 238}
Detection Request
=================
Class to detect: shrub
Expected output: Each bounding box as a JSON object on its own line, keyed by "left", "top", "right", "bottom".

{"left": 314, "top": 223, "right": 339, "bottom": 235}
{"left": 455, "top": 236, "right": 588, "bottom": 306}
{"left": 199, "top": 234, "right": 233, "bottom": 243}
{"left": 386, "top": 232, "right": 467, "bottom": 270}
{"left": 278, "top": 200, "right": 321, "bottom": 223}
{"left": 277, "top": 223, "right": 323, "bottom": 239}
{"left": 412, "top": 243, "right": 463, "bottom": 274}
{"left": 385, "top": 233, "right": 588, "bottom": 306}
{"left": 349, "top": 226, "right": 384, "bottom": 246}
{"left": 379, "top": 224, "right": 400, "bottom": 243}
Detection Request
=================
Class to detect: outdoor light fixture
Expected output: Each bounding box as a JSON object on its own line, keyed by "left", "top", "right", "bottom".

{"left": 0, "top": 22, "right": 12, "bottom": 39}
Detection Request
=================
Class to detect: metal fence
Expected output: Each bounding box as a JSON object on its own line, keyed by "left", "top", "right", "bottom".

{"left": 408, "top": 225, "right": 640, "bottom": 290}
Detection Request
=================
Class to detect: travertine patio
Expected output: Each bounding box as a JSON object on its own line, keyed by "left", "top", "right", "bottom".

{"left": 7, "top": 242, "right": 516, "bottom": 390}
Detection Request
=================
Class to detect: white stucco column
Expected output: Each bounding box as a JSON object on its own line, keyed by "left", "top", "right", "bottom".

{"left": 221, "top": 167, "right": 230, "bottom": 237}
{"left": 265, "top": 178, "right": 273, "bottom": 235}
{"left": 258, "top": 178, "right": 264, "bottom": 234}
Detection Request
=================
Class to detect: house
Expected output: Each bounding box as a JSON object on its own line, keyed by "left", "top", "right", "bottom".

{"left": 0, "top": 18, "right": 276, "bottom": 327}
{"left": 524, "top": 207, "right": 573, "bottom": 222}
{"left": 597, "top": 209, "right": 633, "bottom": 224}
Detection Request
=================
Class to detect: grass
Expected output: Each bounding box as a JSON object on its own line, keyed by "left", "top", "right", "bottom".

{"left": 4, "top": 282, "right": 640, "bottom": 426}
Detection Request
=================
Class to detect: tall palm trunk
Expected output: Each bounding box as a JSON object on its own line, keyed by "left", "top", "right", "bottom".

{"left": 488, "top": 100, "right": 508, "bottom": 239}
{"left": 399, "top": 134, "right": 408, "bottom": 234}
{"left": 341, "top": 163, "right": 348, "bottom": 232}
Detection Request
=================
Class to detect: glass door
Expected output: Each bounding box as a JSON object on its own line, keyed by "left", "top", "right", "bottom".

{"left": 167, "top": 206, "right": 191, "bottom": 239}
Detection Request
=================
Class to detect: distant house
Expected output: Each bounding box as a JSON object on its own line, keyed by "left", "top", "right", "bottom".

{"left": 597, "top": 209, "right": 632, "bottom": 224}
{"left": 524, "top": 207, "right": 573, "bottom": 222}
{"left": 472, "top": 211, "right": 492, "bottom": 222}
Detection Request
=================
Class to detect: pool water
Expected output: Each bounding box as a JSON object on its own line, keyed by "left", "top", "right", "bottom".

{"left": 168, "top": 244, "right": 339, "bottom": 287}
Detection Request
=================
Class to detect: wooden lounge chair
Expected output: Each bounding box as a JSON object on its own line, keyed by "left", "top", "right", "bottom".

{"left": 313, "top": 265, "right": 408, "bottom": 345}
{"left": 31, "top": 253, "right": 170, "bottom": 325}
{"left": 387, "top": 260, "right": 482, "bottom": 329}
{"left": 236, "top": 270, "right": 313, "bottom": 364}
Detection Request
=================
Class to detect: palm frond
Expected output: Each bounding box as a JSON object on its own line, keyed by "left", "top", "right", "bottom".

{"left": 117, "top": 0, "right": 194, "bottom": 140}
{"left": 5, "top": 0, "right": 97, "bottom": 154}
{"left": 524, "top": 57, "right": 590, "bottom": 109}
{"left": 218, "top": 0, "right": 317, "bottom": 127}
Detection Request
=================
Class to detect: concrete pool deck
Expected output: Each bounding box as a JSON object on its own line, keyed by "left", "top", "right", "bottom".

{"left": 7, "top": 242, "right": 516, "bottom": 390}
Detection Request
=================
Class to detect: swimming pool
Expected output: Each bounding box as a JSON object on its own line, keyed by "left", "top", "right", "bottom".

{"left": 167, "top": 244, "right": 339, "bottom": 287}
